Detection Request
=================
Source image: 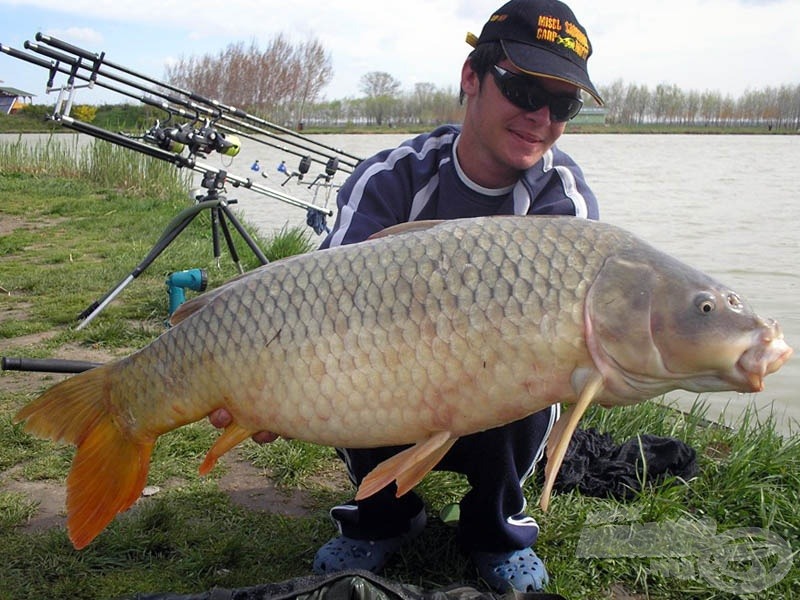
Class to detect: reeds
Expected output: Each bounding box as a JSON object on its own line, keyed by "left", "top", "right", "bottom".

{"left": 0, "top": 134, "right": 190, "bottom": 199}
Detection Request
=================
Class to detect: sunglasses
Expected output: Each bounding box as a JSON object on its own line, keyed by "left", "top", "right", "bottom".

{"left": 490, "top": 65, "right": 583, "bottom": 122}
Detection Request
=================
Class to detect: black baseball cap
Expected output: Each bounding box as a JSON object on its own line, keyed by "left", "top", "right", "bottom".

{"left": 467, "top": 0, "right": 603, "bottom": 105}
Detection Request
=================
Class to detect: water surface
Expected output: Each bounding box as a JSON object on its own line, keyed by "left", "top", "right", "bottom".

{"left": 230, "top": 132, "right": 798, "bottom": 433}
{"left": 4, "top": 131, "right": 796, "bottom": 432}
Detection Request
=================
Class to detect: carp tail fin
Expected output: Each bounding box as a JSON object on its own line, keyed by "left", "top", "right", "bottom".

{"left": 14, "top": 366, "right": 154, "bottom": 549}
{"left": 356, "top": 431, "right": 456, "bottom": 500}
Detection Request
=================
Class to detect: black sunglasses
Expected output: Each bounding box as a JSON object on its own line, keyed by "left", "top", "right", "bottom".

{"left": 490, "top": 65, "right": 583, "bottom": 122}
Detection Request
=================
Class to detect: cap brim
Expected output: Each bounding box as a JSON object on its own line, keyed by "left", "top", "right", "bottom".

{"left": 502, "top": 40, "right": 604, "bottom": 106}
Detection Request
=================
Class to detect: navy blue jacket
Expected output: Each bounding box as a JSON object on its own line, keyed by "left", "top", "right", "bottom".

{"left": 320, "top": 124, "right": 598, "bottom": 249}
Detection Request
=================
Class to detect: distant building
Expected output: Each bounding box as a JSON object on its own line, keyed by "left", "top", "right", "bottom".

{"left": 572, "top": 106, "right": 606, "bottom": 125}
{"left": 0, "top": 86, "right": 36, "bottom": 115}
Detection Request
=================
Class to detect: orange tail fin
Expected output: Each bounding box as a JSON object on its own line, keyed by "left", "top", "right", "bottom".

{"left": 14, "top": 366, "right": 153, "bottom": 550}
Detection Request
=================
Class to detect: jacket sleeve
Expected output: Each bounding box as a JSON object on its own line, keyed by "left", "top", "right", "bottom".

{"left": 525, "top": 146, "right": 600, "bottom": 221}
{"left": 318, "top": 158, "right": 411, "bottom": 249}
{"left": 319, "top": 129, "right": 454, "bottom": 249}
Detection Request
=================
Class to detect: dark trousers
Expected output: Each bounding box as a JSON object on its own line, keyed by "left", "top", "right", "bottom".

{"left": 330, "top": 405, "right": 559, "bottom": 553}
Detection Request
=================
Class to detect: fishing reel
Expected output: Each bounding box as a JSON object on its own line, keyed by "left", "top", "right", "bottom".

{"left": 174, "top": 121, "right": 241, "bottom": 158}
{"left": 144, "top": 120, "right": 241, "bottom": 158}
{"left": 142, "top": 120, "right": 185, "bottom": 154}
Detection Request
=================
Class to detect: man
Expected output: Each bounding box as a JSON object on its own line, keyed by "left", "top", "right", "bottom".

{"left": 211, "top": 0, "right": 602, "bottom": 592}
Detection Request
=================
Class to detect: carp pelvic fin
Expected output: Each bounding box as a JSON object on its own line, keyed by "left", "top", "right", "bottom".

{"left": 200, "top": 422, "right": 255, "bottom": 475}
{"left": 356, "top": 431, "right": 456, "bottom": 500}
{"left": 539, "top": 371, "right": 605, "bottom": 512}
{"left": 14, "top": 366, "right": 154, "bottom": 550}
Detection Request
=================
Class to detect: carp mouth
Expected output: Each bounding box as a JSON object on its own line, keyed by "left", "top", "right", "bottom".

{"left": 643, "top": 317, "right": 794, "bottom": 396}
{"left": 735, "top": 333, "right": 793, "bottom": 392}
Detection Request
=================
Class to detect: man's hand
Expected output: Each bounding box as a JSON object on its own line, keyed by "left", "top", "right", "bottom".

{"left": 208, "top": 408, "right": 280, "bottom": 444}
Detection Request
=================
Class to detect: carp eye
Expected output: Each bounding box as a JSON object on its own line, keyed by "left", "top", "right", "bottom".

{"left": 727, "top": 292, "right": 744, "bottom": 311}
{"left": 695, "top": 293, "right": 716, "bottom": 315}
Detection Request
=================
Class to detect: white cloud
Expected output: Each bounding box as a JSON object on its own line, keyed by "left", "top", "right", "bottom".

{"left": 44, "top": 26, "right": 103, "bottom": 45}
{"left": 1, "top": 0, "right": 798, "bottom": 103}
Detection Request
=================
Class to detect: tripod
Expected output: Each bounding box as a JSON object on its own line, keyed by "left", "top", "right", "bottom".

{"left": 75, "top": 170, "right": 268, "bottom": 330}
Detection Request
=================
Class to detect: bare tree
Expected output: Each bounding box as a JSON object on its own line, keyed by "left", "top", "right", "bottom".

{"left": 291, "top": 39, "right": 333, "bottom": 125}
{"left": 164, "top": 34, "right": 333, "bottom": 126}
{"left": 359, "top": 71, "right": 402, "bottom": 97}
{"left": 598, "top": 79, "right": 626, "bottom": 123}
{"left": 359, "top": 71, "right": 402, "bottom": 126}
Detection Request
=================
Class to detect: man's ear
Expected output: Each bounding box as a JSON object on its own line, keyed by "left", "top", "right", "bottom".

{"left": 460, "top": 58, "right": 480, "bottom": 97}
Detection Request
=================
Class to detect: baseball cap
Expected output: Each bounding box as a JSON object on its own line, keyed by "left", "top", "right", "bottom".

{"left": 467, "top": 0, "right": 603, "bottom": 105}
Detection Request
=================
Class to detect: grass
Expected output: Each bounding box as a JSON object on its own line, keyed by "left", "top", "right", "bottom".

{"left": 1, "top": 138, "right": 798, "bottom": 599}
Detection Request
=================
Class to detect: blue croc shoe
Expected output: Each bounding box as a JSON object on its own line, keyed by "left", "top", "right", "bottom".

{"left": 472, "top": 547, "right": 549, "bottom": 593}
{"left": 312, "top": 510, "right": 426, "bottom": 575}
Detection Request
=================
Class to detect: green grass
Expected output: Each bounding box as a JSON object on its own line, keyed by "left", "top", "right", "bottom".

{"left": 0, "top": 141, "right": 797, "bottom": 599}
{"left": 0, "top": 491, "right": 39, "bottom": 529}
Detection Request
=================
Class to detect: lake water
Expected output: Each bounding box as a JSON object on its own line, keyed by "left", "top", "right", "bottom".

{"left": 3, "top": 132, "right": 798, "bottom": 433}
{"left": 222, "top": 132, "right": 799, "bottom": 434}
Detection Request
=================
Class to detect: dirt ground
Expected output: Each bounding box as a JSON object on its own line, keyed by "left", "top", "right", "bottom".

{"left": 0, "top": 330, "right": 348, "bottom": 534}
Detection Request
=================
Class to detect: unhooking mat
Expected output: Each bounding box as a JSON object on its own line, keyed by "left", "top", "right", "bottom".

{"left": 547, "top": 427, "right": 698, "bottom": 500}
{"left": 128, "top": 570, "right": 566, "bottom": 600}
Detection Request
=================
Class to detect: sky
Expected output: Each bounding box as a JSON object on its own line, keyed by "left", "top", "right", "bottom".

{"left": 1, "top": 0, "right": 798, "bottom": 106}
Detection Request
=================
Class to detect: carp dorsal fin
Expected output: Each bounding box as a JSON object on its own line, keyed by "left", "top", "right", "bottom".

{"left": 168, "top": 264, "right": 273, "bottom": 326}
{"left": 169, "top": 293, "right": 214, "bottom": 326}
{"left": 355, "top": 431, "right": 456, "bottom": 499}
{"left": 539, "top": 371, "right": 605, "bottom": 512}
{"left": 367, "top": 220, "right": 446, "bottom": 240}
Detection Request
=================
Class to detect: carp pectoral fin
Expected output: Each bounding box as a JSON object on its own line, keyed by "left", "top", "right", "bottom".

{"left": 539, "top": 371, "right": 605, "bottom": 512}
{"left": 200, "top": 423, "right": 255, "bottom": 475}
{"left": 355, "top": 431, "right": 457, "bottom": 500}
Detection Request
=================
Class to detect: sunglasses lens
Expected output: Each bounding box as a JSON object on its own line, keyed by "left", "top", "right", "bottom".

{"left": 493, "top": 67, "right": 582, "bottom": 122}
{"left": 505, "top": 79, "right": 547, "bottom": 112}
{"left": 551, "top": 98, "right": 582, "bottom": 122}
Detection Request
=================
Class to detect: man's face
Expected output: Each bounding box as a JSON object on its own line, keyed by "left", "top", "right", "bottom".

{"left": 458, "top": 59, "right": 579, "bottom": 187}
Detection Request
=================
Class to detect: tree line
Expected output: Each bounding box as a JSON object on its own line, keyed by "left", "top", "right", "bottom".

{"left": 161, "top": 37, "right": 798, "bottom": 130}
{"left": 161, "top": 39, "right": 466, "bottom": 128}
{"left": 7, "top": 35, "right": 797, "bottom": 131}
{"left": 599, "top": 79, "right": 800, "bottom": 129}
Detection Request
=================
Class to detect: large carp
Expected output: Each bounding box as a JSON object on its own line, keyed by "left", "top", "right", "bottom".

{"left": 15, "top": 216, "right": 791, "bottom": 549}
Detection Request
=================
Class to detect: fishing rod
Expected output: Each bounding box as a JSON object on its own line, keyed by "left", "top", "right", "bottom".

{"left": 1, "top": 357, "right": 100, "bottom": 374}
{"left": 2, "top": 33, "right": 351, "bottom": 329}
{"left": 20, "top": 39, "right": 352, "bottom": 174}
{"left": 36, "top": 32, "right": 362, "bottom": 160}
{"left": 26, "top": 33, "right": 363, "bottom": 172}
{"left": 0, "top": 40, "right": 336, "bottom": 218}
{"left": 55, "top": 114, "right": 331, "bottom": 216}
{"left": 1, "top": 40, "right": 339, "bottom": 177}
